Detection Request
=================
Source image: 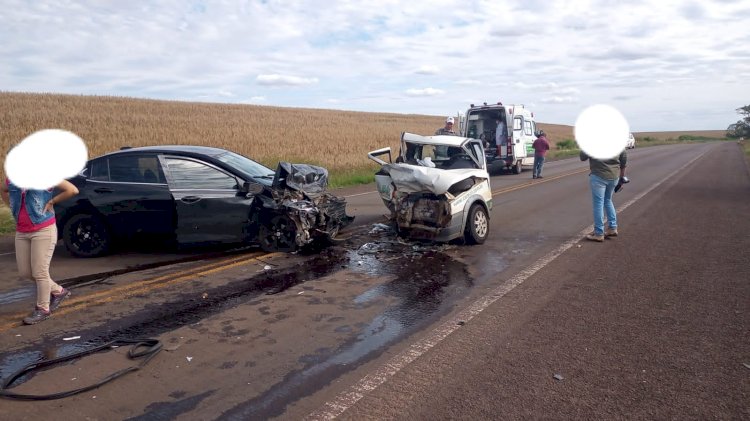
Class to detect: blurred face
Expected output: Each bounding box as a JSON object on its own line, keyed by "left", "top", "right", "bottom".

{"left": 446, "top": 122, "right": 454, "bottom": 129}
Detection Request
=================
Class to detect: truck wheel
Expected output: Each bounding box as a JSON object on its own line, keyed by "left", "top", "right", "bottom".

{"left": 258, "top": 215, "right": 298, "bottom": 252}
{"left": 513, "top": 160, "right": 522, "bottom": 174}
{"left": 63, "top": 214, "right": 111, "bottom": 257}
{"left": 464, "top": 204, "right": 489, "bottom": 245}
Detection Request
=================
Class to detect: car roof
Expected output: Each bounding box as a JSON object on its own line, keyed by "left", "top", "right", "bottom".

{"left": 98, "top": 145, "right": 230, "bottom": 158}
{"left": 402, "top": 132, "right": 475, "bottom": 147}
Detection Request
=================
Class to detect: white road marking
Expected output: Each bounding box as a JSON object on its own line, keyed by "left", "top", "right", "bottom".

{"left": 342, "top": 190, "right": 377, "bottom": 198}
{"left": 306, "top": 149, "right": 709, "bottom": 420}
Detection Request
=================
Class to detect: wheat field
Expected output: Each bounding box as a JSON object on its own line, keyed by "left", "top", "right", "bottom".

{"left": 0, "top": 92, "right": 726, "bottom": 179}
{"left": 0, "top": 92, "right": 446, "bottom": 175}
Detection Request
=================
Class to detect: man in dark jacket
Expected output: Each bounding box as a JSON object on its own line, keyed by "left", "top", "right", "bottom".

{"left": 580, "top": 148, "right": 628, "bottom": 242}
{"left": 532, "top": 130, "right": 550, "bottom": 179}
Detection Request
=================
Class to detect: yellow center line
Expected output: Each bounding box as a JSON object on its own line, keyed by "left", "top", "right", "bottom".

{"left": 0, "top": 251, "right": 275, "bottom": 333}
{"left": 492, "top": 168, "right": 588, "bottom": 196}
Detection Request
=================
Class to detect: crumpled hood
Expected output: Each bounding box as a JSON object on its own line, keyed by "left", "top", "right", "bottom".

{"left": 383, "top": 163, "right": 488, "bottom": 195}
{"left": 272, "top": 162, "right": 329, "bottom": 197}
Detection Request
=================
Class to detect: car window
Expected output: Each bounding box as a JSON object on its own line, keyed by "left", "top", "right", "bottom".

{"left": 89, "top": 158, "right": 109, "bottom": 181}
{"left": 513, "top": 117, "right": 523, "bottom": 131}
{"left": 468, "top": 142, "right": 483, "bottom": 162}
{"left": 107, "top": 155, "right": 164, "bottom": 184}
{"left": 165, "top": 158, "right": 239, "bottom": 190}
{"left": 524, "top": 120, "right": 533, "bottom": 136}
{"left": 216, "top": 151, "right": 275, "bottom": 180}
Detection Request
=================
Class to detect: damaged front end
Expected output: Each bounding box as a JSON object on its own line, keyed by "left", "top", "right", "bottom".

{"left": 375, "top": 163, "right": 487, "bottom": 241}
{"left": 256, "top": 162, "right": 354, "bottom": 252}
{"left": 369, "top": 132, "right": 492, "bottom": 243}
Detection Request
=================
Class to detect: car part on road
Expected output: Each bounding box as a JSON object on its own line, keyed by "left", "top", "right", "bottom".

{"left": 0, "top": 339, "right": 162, "bottom": 401}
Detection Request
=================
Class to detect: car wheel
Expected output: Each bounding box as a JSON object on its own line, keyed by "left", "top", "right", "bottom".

{"left": 258, "top": 214, "right": 298, "bottom": 252}
{"left": 464, "top": 203, "right": 489, "bottom": 245}
{"left": 513, "top": 160, "right": 522, "bottom": 174}
{"left": 63, "top": 214, "right": 111, "bottom": 257}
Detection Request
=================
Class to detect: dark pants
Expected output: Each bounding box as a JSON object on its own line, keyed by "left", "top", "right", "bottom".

{"left": 533, "top": 156, "right": 545, "bottom": 178}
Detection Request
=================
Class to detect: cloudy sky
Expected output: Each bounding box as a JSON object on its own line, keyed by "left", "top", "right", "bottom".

{"left": 2, "top": 0, "right": 748, "bottom": 131}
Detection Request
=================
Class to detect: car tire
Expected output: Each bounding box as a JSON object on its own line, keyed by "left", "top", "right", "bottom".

{"left": 464, "top": 203, "right": 489, "bottom": 245}
{"left": 63, "top": 214, "right": 111, "bottom": 257}
{"left": 513, "top": 160, "right": 522, "bottom": 174}
{"left": 258, "top": 214, "right": 298, "bottom": 253}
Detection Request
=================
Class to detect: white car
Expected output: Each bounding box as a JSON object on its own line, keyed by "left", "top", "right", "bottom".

{"left": 367, "top": 132, "right": 492, "bottom": 244}
{"left": 626, "top": 133, "right": 636, "bottom": 149}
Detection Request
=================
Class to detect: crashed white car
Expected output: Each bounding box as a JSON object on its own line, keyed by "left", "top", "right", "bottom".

{"left": 367, "top": 132, "right": 492, "bottom": 244}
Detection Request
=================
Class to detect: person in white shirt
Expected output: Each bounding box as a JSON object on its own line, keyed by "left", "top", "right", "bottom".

{"left": 495, "top": 116, "right": 507, "bottom": 156}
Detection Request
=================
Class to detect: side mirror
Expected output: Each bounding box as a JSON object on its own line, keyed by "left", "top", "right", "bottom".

{"left": 242, "top": 181, "right": 264, "bottom": 195}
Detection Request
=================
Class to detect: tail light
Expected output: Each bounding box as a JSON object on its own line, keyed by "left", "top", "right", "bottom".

{"left": 506, "top": 139, "right": 512, "bottom": 155}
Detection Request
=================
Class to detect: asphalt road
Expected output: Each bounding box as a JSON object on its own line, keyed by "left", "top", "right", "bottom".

{"left": 0, "top": 142, "right": 747, "bottom": 420}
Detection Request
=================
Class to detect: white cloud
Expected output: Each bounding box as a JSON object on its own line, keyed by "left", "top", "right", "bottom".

{"left": 541, "top": 96, "right": 577, "bottom": 104}
{"left": 256, "top": 74, "right": 319, "bottom": 87}
{"left": 405, "top": 88, "right": 445, "bottom": 97}
{"left": 0, "top": 0, "right": 747, "bottom": 130}
{"left": 415, "top": 65, "right": 439, "bottom": 75}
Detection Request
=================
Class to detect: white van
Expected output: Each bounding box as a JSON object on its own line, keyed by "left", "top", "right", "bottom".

{"left": 459, "top": 102, "right": 538, "bottom": 174}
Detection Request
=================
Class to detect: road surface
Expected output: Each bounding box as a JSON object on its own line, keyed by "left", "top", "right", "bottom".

{"left": 0, "top": 142, "right": 747, "bottom": 420}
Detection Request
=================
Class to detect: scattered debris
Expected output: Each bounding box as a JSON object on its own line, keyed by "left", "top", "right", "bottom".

{"left": 297, "top": 291, "right": 305, "bottom": 295}
{"left": 201, "top": 292, "right": 209, "bottom": 299}
{"left": 744, "top": 362, "right": 750, "bottom": 370}
{"left": 264, "top": 265, "right": 272, "bottom": 271}
{"left": 63, "top": 336, "right": 81, "bottom": 341}
{"left": 553, "top": 374, "right": 564, "bottom": 381}
{"left": 457, "top": 321, "right": 466, "bottom": 326}
{"left": 186, "top": 357, "right": 193, "bottom": 362}
{"left": 369, "top": 223, "right": 394, "bottom": 235}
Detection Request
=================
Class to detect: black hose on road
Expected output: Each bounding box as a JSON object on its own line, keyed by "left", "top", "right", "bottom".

{"left": 0, "top": 338, "right": 162, "bottom": 401}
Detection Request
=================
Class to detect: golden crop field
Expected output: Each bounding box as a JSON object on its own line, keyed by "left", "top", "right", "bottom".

{"left": 0, "top": 92, "right": 445, "bottom": 178}
{"left": 0, "top": 91, "right": 727, "bottom": 182}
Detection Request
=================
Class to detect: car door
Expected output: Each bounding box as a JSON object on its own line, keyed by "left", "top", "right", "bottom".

{"left": 162, "top": 155, "right": 256, "bottom": 245}
{"left": 86, "top": 154, "right": 174, "bottom": 238}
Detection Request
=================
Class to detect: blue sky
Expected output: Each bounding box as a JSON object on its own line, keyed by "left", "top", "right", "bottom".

{"left": 2, "top": 0, "right": 749, "bottom": 131}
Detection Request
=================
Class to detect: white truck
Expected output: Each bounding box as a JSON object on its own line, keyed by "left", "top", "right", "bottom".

{"left": 459, "top": 102, "right": 538, "bottom": 174}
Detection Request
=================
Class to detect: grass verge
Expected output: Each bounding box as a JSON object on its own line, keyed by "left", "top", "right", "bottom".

{"left": 0, "top": 204, "right": 13, "bottom": 236}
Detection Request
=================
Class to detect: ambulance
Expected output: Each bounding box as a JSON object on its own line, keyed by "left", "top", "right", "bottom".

{"left": 459, "top": 102, "right": 538, "bottom": 174}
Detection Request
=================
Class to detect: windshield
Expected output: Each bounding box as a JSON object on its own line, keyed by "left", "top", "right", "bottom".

{"left": 216, "top": 151, "right": 275, "bottom": 183}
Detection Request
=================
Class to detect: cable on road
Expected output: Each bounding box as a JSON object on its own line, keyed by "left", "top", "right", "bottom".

{"left": 0, "top": 338, "right": 162, "bottom": 401}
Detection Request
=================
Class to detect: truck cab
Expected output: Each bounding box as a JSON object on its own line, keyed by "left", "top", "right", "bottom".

{"left": 460, "top": 102, "right": 537, "bottom": 174}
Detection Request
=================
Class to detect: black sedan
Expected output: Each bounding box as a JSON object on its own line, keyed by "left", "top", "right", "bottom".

{"left": 55, "top": 145, "right": 353, "bottom": 257}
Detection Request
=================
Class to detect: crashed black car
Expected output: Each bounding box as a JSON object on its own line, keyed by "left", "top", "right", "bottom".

{"left": 54, "top": 145, "right": 353, "bottom": 257}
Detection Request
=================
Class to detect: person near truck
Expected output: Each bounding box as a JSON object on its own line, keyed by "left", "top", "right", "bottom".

{"left": 435, "top": 116, "right": 457, "bottom": 136}
{"left": 494, "top": 116, "right": 506, "bottom": 157}
{"left": 532, "top": 130, "right": 550, "bottom": 179}
{"left": 1, "top": 177, "right": 79, "bottom": 324}
{"left": 579, "top": 148, "right": 628, "bottom": 242}
{"left": 434, "top": 116, "right": 457, "bottom": 157}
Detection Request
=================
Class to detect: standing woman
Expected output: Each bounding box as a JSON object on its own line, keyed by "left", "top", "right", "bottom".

{"left": 1, "top": 178, "right": 79, "bottom": 324}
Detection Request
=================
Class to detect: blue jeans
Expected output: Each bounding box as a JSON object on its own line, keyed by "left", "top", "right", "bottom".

{"left": 589, "top": 174, "right": 617, "bottom": 236}
{"left": 533, "top": 156, "right": 545, "bottom": 177}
